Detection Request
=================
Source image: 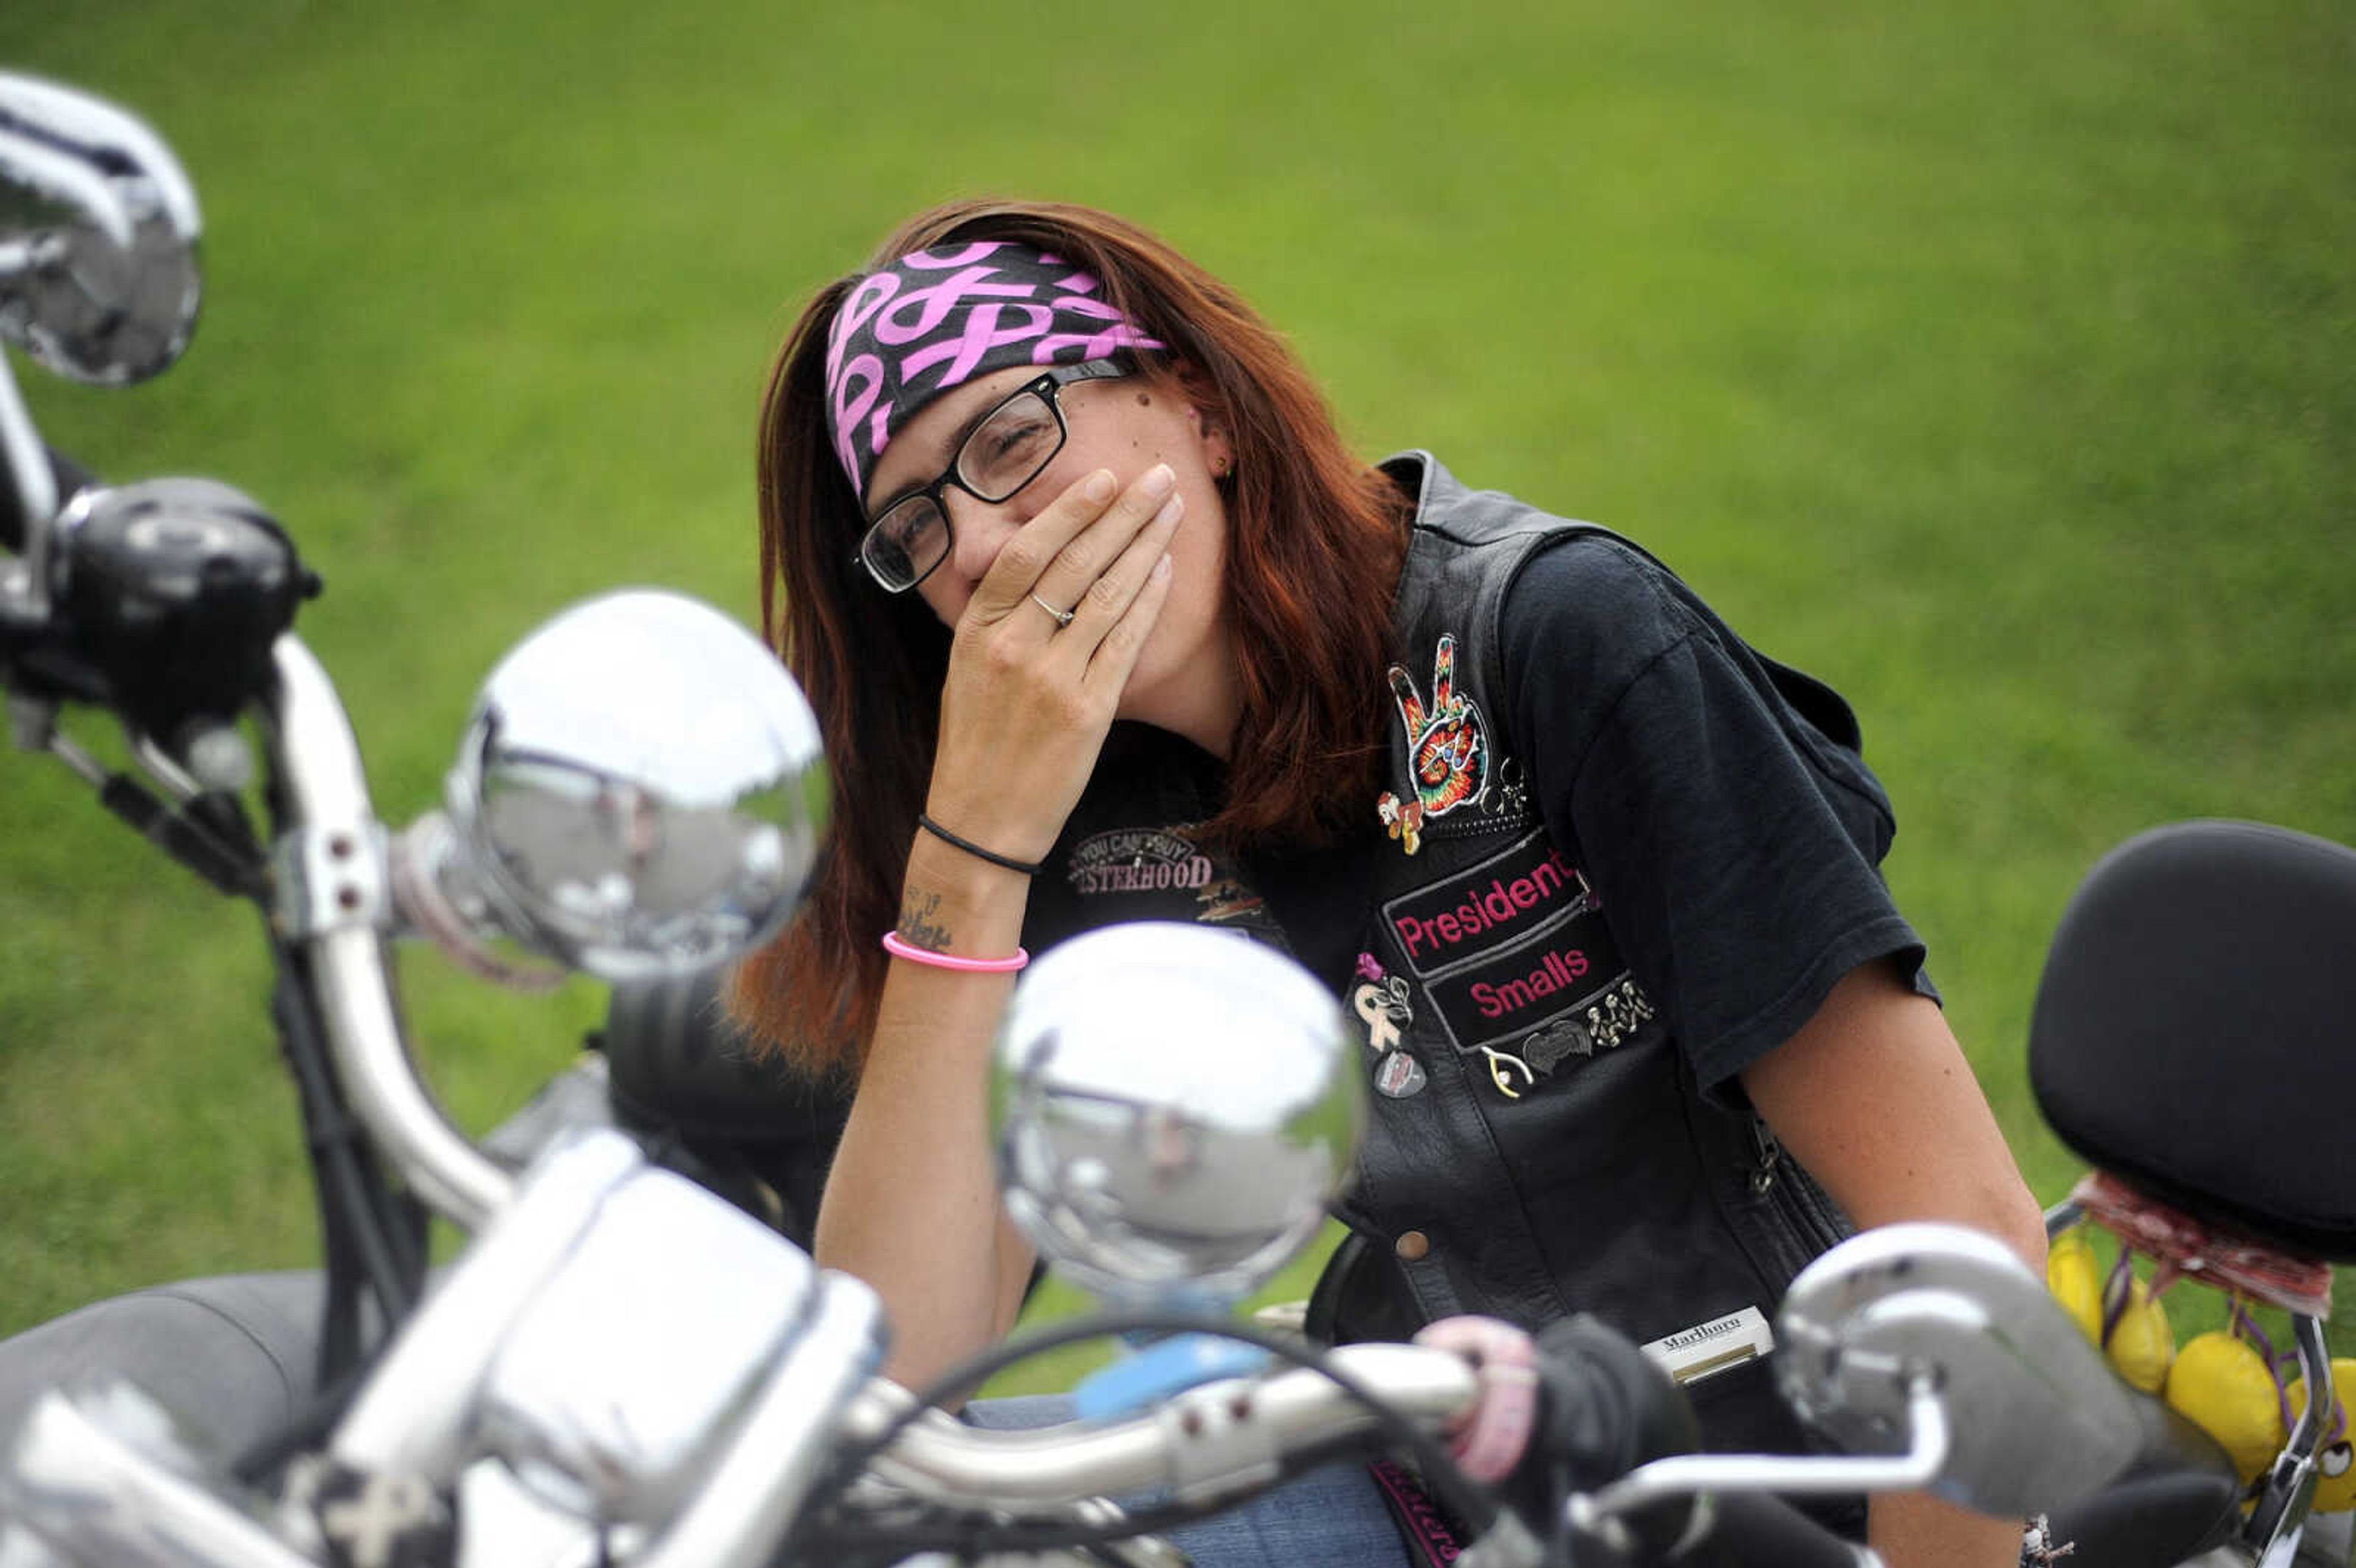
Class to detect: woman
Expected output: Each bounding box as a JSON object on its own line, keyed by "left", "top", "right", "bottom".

{"left": 731, "top": 199, "right": 2046, "bottom": 1567}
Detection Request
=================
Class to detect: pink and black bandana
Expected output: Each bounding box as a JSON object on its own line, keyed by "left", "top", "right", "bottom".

{"left": 822, "top": 242, "right": 1165, "bottom": 500}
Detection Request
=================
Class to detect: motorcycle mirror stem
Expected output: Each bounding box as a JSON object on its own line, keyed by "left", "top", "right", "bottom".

{"left": 0, "top": 350, "right": 53, "bottom": 569}
{"left": 0, "top": 72, "right": 200, "bottom": 245}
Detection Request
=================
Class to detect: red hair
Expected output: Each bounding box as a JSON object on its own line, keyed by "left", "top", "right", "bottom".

{"left": 730, "top": 201, "right": 1409, "bottom": 1075}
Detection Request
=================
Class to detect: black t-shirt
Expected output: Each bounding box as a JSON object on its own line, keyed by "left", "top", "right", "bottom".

{"left": 1021, "top": 725, "right": 1378, "bottom": 994}
{"left": 1497, "top": 534, "right": 1933, "bottom": 1096}
{"left": 1025, "top": 534, "right": 1927, "bottom": 1104}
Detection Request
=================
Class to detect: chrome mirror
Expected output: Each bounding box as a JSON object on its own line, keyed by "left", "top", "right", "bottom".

{"left": 0, "top": 72, "right": 202, "bottom": 386}
{"left": 404, "top": 590, "right": 826, "bottom": 984}
{"left": 990, "top": 923, "right": 1363, "bottom": 1307}
{"left": 1776, "top": 1222, "right": 2143, "bottom": 1517}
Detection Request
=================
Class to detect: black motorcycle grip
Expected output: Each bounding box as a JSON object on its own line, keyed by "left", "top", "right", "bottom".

{"left": 1518, "top": 1318, "right": 1874, "bottom": 1566}
{"left": 1671, "top": 1488, "right": 1877, "bottom": 1567}
{"left": 0, "top": 447, "right": 94, "bottom": 555}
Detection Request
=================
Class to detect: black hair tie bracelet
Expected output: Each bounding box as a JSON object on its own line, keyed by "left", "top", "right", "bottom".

{"left": 918, "top": 813, "right": 1046, "bottom": 877}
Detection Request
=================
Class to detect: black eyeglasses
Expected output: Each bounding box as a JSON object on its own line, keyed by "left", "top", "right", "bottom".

{"left": 853, "top": 356, "right": 1134, "bottom": 594}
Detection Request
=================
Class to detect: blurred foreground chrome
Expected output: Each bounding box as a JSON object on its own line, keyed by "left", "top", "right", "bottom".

{"left": 2, "top": 1131, "right": 890, "bottom": 1568}
{"left": 991, "top": 923, "right": 1362, "bottom": 1306}
{"left": 419, "top": 590, "right": 826, "bottom": 985}
{"left": 0, "top": 71, "right": 202, "bottom": 386}
{"left": 1775, "top": 1221, "right": 2141, "bottom": 1518}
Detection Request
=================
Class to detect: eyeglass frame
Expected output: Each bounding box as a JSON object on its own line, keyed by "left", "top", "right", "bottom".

{"left": 850, "top": 353, "right": 1138, "bottom": 594}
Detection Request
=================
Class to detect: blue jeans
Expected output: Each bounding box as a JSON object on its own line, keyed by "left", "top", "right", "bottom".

{"left": 0, "top": 1275, "right": 1410, "bottom": 1567}
{"left": 965, "top": 1393, "right": 1409, "bottom": 1568}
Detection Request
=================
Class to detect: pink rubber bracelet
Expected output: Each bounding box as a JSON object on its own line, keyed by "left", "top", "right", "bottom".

{"left": 881, "top": 930, "right": 1028, "bottom": 973}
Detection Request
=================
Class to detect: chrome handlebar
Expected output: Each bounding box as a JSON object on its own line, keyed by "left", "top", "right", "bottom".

{"left": 2, "top": 1323, "right": 1485, "bottom": 1568}
{"left": 5, "top": 1109, "right": 1965, "bottom": 1568}
{"left": 6, "top": 1322, "right": 1930, "bottom": 1568}
{"left": 841, "top": 1343, "right": 1479, "bottom": 1511}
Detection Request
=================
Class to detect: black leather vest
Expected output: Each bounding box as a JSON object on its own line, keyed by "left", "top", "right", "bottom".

{"left": 1324, "top": 453, "right": 1858, "bottom": 1466}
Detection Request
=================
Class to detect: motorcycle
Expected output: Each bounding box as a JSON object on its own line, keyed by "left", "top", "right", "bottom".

{"left": 2028, "top": 817, "right": 2356, "bottom": 1567}
{"left": 0, "top": 69, "right": 2294, "bottom": 1568}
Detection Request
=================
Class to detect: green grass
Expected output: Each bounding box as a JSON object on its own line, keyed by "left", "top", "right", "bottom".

{"left": 2, "top": 0, "right": 2350, "bottom": 1386}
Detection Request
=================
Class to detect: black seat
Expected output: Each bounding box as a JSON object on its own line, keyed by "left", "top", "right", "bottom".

{"left": 2030, "top": 819, "right": 2356, "bottom": 1262}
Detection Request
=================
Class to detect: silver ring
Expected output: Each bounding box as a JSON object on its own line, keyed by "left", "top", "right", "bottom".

{"left": 1030, "top": 592, "right": 1077, "bottom": 629}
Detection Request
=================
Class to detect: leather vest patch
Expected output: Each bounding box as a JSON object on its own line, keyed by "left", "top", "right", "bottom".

{"left": 1425, "top": 911, "right": 1634, "bottom": 1061}
{"left": 1383, "top": 828, "right": 1589, "bottom": 974}
{"left": 1380, "top": 827, "right": 1653, "bottom": 1077}
{"left": 1375, "top": 634, "right": 1490, "bottom": 854}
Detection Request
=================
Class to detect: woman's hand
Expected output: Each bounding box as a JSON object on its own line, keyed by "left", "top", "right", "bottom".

{"left": 924, "top": 462, "right": 1184, "bottom": 862}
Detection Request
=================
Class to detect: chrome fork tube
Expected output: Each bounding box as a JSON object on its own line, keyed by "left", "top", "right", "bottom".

{"left": 268, "top": 633, "right": 513, "bottom": 1228}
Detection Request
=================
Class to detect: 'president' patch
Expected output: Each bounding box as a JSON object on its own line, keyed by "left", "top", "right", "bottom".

{"left": 1382, "top": 829, "right": 1657, "bottom": 1075}
{"left": 1383, "top": 829, "right": 1595, "bottom": 978}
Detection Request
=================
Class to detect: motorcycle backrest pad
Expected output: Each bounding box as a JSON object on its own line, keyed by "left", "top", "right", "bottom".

{"left": 2030, "top": 820, "right": 2356, "bottom": 1263}
{"left": 598, "top": 970, "right": 850, "bottom": 1247}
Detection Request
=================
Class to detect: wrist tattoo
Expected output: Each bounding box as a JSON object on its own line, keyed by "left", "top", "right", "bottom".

{"left": 899, "top": 891, "right": 953, "bottom": 952}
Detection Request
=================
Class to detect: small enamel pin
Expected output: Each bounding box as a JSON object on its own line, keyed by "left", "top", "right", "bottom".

{"left": 1352, "top": 973, "right": 1415, "bottom": 1056}
{"left": 1353, "top": 953, "right": 1427, "bottom": 1098}
{"left": 1520, "top": 1015, "right": 1595, "bottom": 1077}
{"left": 1508, "top": 977, "right": 1657, "bottom": 1082}
{"left": 1479, "top": 1045, "right": 1536, "bottom": 1100}
{"left": 1374, "top": 1051, "right": 1427, "bottom": 1099}
{"left": 1580, "top": 977, "right": 1657, "bottom": 1052}
{"left": 1485, "top": 756, "right": 1531, "bottom": 820}
{"left": 1376, "top": 791, "right": 1425, "bottom": 855}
